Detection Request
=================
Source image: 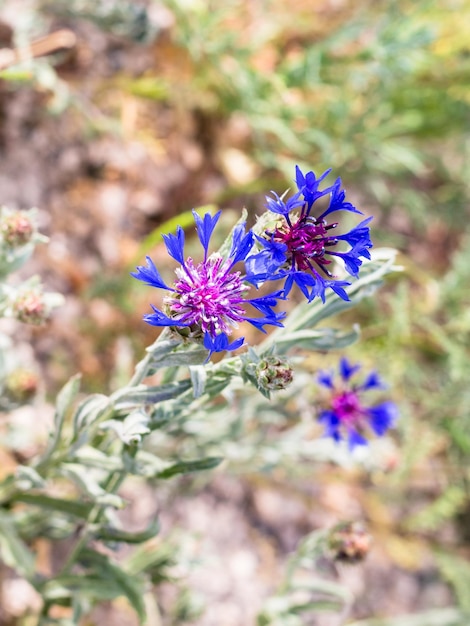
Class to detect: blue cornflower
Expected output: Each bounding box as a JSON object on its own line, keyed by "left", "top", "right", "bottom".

{"left": 132, "top": 211, "right": 286, "bottom": 356}
{"left": 246, "top": 166, "right": 372, "bottom": 302}
{"left": 317, "top": 357, "right": 398, "bottom": 449}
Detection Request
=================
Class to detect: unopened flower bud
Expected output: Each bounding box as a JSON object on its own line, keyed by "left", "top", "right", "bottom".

{"left": 327, "top": 521, "right": 372, "bottom": 564}
{"left": 5, "top": 369, "right": 39, "bottom": 403}
{"left": 0, "top": 210, "right": 34, "bottom": 247}
{"left": 255, "top": 356, "right": 293, "bottom": 391}
{"left": 12, "top": 290, "right": 48, "bottom": 325}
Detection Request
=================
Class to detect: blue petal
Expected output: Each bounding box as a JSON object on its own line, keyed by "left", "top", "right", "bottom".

{"left": 317, "top": 370, "right": 335, "bottom": 389}
{"left": 329, "top": 250, "right": 363, "bottom": 277}
{"left": 245, "top": 238, "right": 287, "bottom": 284}
{"left": 318, "top": 178, "right": 362, "bottom": 220}
{"left": 193, "top": 210, "right": 221, "bottom": 255}
{"left": 284, "top": 271, "right": 316, "bottom": 299}
{"left": 245, "top": 252, "right": 284, "bottom": 284}
{"left": 143, "top": 304, "right": 189, "bottom": 327}
{"left": 265, "top": 191, "right": 303, "bottom": 215}
{"left": 244, "top": 311, "right": 286, "bottom": 333}
{"left": 308, "top": 275, "right": 327, "bottom": 303}
{"left": 247, "top": 290, "right": 285, "bottom": 314}
{"left": 203, "top": 332, "right": 244, "bottom": 356}
{"left": 360, "top": 371, "right": 386, "bottom": 391}
{"left": 163, "top": 226, "right": 185, "bottom": 264}
{"left": 131, "top": 256, "right": 171, "bottom": 290}
{"left": 348, "top": 429, "right": 368, "bottom": 449}
{"left": 230, "top": 225, "right": 254, "bottom": 266}
{"left": 367, "top": 402, "right": 398, "bottom": 436}
{"left": 295, "top": 166, "right": 332, "bottom": 206}
{"left": 339, "top": 357, "right": 361, "bottom": 381}
{"left": 325, "top": 280, "right": 351, "bottom": 302}
{"left": 318, "top": 409, "right": 342, "bottom": 441}
{"left": 336, "top": 217, "right": 373, "bottom": 248}
{"left": 258, "top": 235, "right": 288, "bottom": 263}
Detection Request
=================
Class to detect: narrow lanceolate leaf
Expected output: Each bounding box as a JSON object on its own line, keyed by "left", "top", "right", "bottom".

{"left": 149, "top": 347, "right": 208, "bottom": 371}
{"left": 347, "top": 608, "right": 470, "bottom": 626}
{"left": 189, "top": 365, "right": 207, "bottom": 398}
{"left": 156, "top": 456, "right": 223, "bottom": 479}
{"left": 79, "top": 548, "right": 147, "bottom": 622}
{"left": 73, "top": 393, "right": 110, "bottom": 436}
{"left": 0, "top": 510, "right": 35, "bottom": 579}
{"left": 11, "top": 493, "right": 93, "bottom": 518}
{"left": 112, "top": 381, "right": 192, "bottom": 410}
{"left": 59, "top": 463, "right": 107, "bottom": 499}
{"left": 73, "top": 446, "right": 123, "bottom": 471}
{"left": 96, "top": 518, "right": 160, "bottom": 544}
{"left": 37, "top": 374, "right": 81, "bottom": 465}
{"left": 100, "top": 411, "right": 150, "bottom": 445}
{"left": 274, "top": 326, "right": 360, "bottom": 354}
{"left": 264, "top": 250, "right": 398, "bottom": 347}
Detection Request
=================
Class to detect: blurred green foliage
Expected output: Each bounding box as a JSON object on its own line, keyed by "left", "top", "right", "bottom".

{"left": 0, "top": 0, "right": 469, "bottom": 623}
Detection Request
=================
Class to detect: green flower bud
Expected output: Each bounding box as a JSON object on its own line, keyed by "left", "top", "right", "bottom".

{"left": 255, "top": 355, "right": 293, "bottom": 391}
{"left": 12, "top": 290, "right": 47, "bottom": 325}
{"left": 0, "top": 209, "right": 34, "bottom": 247}
{"left": 327, "top": 521, "right": 372, "bottom": 564}
{"left": 5, "top": 369, "right": 39, "bottom": 403}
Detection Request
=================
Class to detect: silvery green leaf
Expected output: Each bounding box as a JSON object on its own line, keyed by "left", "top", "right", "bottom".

{"left": 36, "top": 374, "right": 81, "bottom": 468}
{"left": 264, "top": 250, "right": 398, "bottom": 346}
{"left": 80, "top": 547, "right": 147, "bottom": 623}
{"left": 274, "top": 326, "right": 360, "bottom": 354}
{"left": 112, "top": 380, "right": 191, "bottom": 409}
{"left": 60, "top": 463, "right": 111, "bottom": 501}
{"left": 347, "top": 608, "right": 469, "bottom": 626}
{"left": 73, "top": 393, "right": 110, "bottom": 435}
{"left": 120, "top": 411, "right": 151, "bottom": 445}
{"left": 73, "top": 446, "right": 123, "bottom": 471}
{"left": 145, "top": 337, "right": 181, "bottom": 357}
{"left": 156, "top": 456, "right": 223, "bottom": 479}
{"left": 15, "top": 466, "right": 45, "bottom": 490}
{"left": 96, "top": 518, "right": 160, "bottom": 544}
{"left": 189, "top": 365, "right": 207, "bottom": 398}
{"left": 101, "top": 410, "right": 150, "bottom": 445}
{"left": 133, "top": 450, "right": 168, "bottom": 477}
{"left": 42, "top": 559, "right": 146, "bottom": 623}
{"left": 0, "top": 510, "right": 35, "bottom": 579}
{"left": 149, "top": 347, "right": 208, "bottom": 371}
{"left": 95, "top": 493, "right": 125, "bottom": 508}
{"left": 12, "top": 493, "right": 93, "bottom": 519}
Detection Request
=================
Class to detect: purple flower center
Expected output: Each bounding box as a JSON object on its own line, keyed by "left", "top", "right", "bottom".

{"left": 272, "top": 216, "right": 339, "bottom": 276}
{"left": 331, "top": 390, "right": 364, "bottom": 424}
{"left": 164, "top": 255, "right": 249, "bottom": 336}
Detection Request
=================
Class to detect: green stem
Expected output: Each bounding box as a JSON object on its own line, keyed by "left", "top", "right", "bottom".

{"left": 58, "top": 449, "right": 136, "bottom": 577}
{"left": 128, "top": 328, "right": 172, "bottom": 387}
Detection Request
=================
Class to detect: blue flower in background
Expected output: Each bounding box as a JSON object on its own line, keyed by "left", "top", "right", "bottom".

{"left": 317, "top": 357, "right": 398, "bottom": 449}
{"left": 247, "top": 166, "right": 372, "bottom": 302}
{"left": 132, "top": 211, "right": 286, "bottom": 356}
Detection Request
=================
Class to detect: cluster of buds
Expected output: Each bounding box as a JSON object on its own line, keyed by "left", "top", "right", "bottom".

{"left": 12, "top": 289, "right": 48, "bottom": 325}
{"left": 255, "top": 355, "right": 294, "bottom": 391}
{"left": 241, "top": 347, "right": 294, "bottom": 396}
{"left": 0, "top": 209, "right": 35, "bottom": 248}
{"left": 4, "top": 368, "right": 39, "bottom": 403}
{"left": 327, "top": 521, "right": 372, "bottom": 564}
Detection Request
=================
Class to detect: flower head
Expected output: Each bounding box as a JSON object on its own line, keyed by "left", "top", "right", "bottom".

{"left": 132, "top": 211, "right": 285, "bottom": 356}
{"left": 0, "top": 209, "right": 34, "bottom": 247}
{"left": 317, "top": 357, "right": 398, "bottom": 449}
{"left": 247, "top": 166, "right": 372, "bottom": 302}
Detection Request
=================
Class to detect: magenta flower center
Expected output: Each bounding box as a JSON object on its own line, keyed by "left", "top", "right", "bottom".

{"left": 331, "top": 390, "right": 364, "bottom": 424}
{"left": 165, "top": 255, "right": 249, "bottom": 336}
{"left": 272, "top": 216, "right": 339, "bottom": 274}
